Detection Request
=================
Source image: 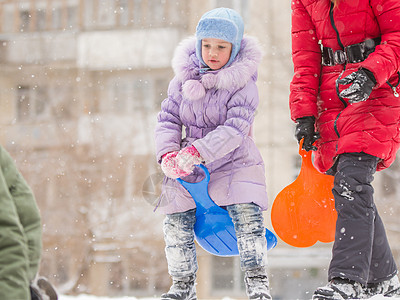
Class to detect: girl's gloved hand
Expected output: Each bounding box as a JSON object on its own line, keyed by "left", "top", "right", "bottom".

{"left": 176, "top": 145, "right": 203, "bottom": 174}
{"left": 161, "top": 151, "right": 191, "bottom": 179}
{"left": 338, "top": 68, "right": 376, "bottom": 103}
{"left": 295, "top": 116, "right": 319, "bottom": 151}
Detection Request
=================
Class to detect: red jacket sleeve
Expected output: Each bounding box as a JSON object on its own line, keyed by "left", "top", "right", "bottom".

{"left": 289, "top": 0, "right": 321, "bottom": 121}
{"left": 361, "top": 0, "right": 400, "bottom": 87}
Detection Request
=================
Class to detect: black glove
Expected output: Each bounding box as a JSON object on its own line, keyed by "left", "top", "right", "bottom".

{"left": 295, "top": 116, "right": 319, "bottom": 151}
{"left": 338, "top": 68, "right": 376, "bottom": 103}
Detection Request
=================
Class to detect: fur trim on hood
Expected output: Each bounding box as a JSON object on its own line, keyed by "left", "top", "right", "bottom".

{"left": 171, "top": 35, "right": 263, "bottom": 101}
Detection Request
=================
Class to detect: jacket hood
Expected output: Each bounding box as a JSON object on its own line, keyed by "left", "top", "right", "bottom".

{"left": 195, "top": 7, "right": 244, "bottom": 68}
{"left": 171, "top": 35, "right": 263, "bottom": 101}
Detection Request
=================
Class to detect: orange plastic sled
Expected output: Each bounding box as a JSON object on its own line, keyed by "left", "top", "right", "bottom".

{"left": 271, "top": 139, "right": 337, "bottom": 247}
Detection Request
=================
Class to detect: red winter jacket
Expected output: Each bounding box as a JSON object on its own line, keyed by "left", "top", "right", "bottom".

{"left": 290, "top": 0, "right": 400, "bottom": 173}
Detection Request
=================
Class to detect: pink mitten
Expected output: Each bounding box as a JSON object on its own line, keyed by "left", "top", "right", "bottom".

{"left": 161, "top": 151, "right": 190, "bottom": 179}
{"left": 176, "top": 145, "right": 203, "bottom": 174}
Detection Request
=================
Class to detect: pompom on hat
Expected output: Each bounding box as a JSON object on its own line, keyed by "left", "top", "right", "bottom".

{"left": 195, "top": 7, "right": 244, "bottom": 69}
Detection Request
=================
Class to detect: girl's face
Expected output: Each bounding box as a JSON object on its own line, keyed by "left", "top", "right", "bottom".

{"left": 201, "top": 38, "right": 232, "bottom": 70}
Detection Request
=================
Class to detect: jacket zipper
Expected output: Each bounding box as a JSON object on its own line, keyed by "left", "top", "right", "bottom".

{"left": 329, "top": 2, "right": 344, "bottom": 49}
{"left": 386, "top": 72, "right": 400, "bottom": 97}
{"left": 329, "top": 2, "right": 347, "bottom": 139}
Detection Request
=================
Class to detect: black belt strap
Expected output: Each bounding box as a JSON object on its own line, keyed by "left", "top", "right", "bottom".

{"left": 321, "top": 37, "right": 381, "bottom": 66}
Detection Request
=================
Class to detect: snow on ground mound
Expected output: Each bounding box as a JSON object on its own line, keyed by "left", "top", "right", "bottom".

{"left": 59, "top": 294, "right": 400, "bottom": 300}
{"left": 59, "top": 295, "right": 236, "bottom": 300}
{"left": 369, "top": 295, "right": 400, "bottom": 300}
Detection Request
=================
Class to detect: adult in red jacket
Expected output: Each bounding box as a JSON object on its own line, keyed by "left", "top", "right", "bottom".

{"left": 290, "top": 0, "right": 400, "bottom": 299}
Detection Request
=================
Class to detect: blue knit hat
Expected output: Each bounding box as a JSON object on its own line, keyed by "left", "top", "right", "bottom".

{"left": 196, "top": 7, "right": 244, "bottom": 68}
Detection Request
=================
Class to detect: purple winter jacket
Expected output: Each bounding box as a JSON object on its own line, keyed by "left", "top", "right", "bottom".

{"left": 155, "top": 36, "right": 268, "bottom": 215}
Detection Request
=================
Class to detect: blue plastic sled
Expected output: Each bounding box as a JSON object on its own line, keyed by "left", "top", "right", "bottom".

{"left": 177, "top": 164, "right": 277, "bottom": 257}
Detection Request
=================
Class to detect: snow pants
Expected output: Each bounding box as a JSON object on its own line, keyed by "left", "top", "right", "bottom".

{"left": 163, "top": 203, "right": 268, "bottom": 279}
{"left": 328, "top": 152, "right": 397, "bottom": 286}
{"left": 0, "top": 146, "right": 42, "bottom": 300}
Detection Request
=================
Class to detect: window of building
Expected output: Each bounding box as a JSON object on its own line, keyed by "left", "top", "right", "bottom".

{"left": 16, "top": 85, "right": 48, "bottom": 121}
{"left": 1, "top": 4, "right": 15, "bottom": 33}
{"left": 49, "top": 1, "right": 79, "bottom": 31}
{"left": 36, "top": 8, "right": 47, "bottom": 31}
{"left": 98, "top": 0, "right": 116, "bottom": 28}
{"left": 132, "top": 0, "right": 143, "bottom": 26}
{"left": 148, "top": 0, "right": 165, "bottom": 27}
{"left": 35, "top": 87, "right": 47, "bottom": 115}
{"left": 20, "top": 10, "right": 31, "bottom": 32}
{"left": 153, "top": 78, "right": 169, "bottom": 109}
{"left": 109, "top": 77, "right": 152, "bottom": 114}
{"left": 17, "top": 86, "right": 31, "bottom": 120}
{"left": 51, "top": 5, "right": 63, "bottom": 30}
{"left": 0, "top": 40, "right": 7, "bottom": 63}
{"left": 82, "top": 0, "right": 95, "bottom": 29}
{"left": 47, "top": 84, "right": 74, "bottom": 119}
{"left": 166, "top": 1, "right": 186, "bottom": 28}
{"left": 83, "top": 0, "right": 118, "bottom": 29}
{"left": 111, "top": 80, "right": 131, "bottom": 114}
{"left": 117, "top": 0, "right": 131, "bottom": 27}
{"left": 66, "top": 6, "right": 78, "bottom": 30}
{"left": 133, "top": 79, "right": 151, "bottom": 111}
{"left": 108, "top": 261, "right": 124, "bottom": 291}
{"left": 111, "top": 82, "right": 127, "bottom": 114}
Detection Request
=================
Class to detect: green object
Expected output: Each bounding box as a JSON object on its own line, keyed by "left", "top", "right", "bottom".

{"left": 0, "top": 145, "right": 42, "bottom": 299}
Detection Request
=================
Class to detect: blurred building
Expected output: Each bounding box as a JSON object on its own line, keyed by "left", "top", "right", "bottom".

{"left": 0, "top": 0, "right": 399, "bottom": 299}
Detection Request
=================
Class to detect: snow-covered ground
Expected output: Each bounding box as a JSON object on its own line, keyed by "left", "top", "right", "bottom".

{"left": 59, "top": 296, "right": 235, "bottom": 300}
{"left": 58, "top": 294, "right": 400, "bottom": 300}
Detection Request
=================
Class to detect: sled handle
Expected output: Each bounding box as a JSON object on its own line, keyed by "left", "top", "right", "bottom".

{"left": 176, "top": 164, "right": 214, "bottom": 212}
{"left": 176, "top": 164, "right": 210, "bottom": 189}
{"left": 298, "top": 138, "right": 320, "bottom": 175}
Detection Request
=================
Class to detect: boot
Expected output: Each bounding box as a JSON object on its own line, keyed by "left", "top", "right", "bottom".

{"left": 31, "top": 276, "right": 58, "bottom": 300}
{"left": 312, "top": 277, "right": 364, "bottom": 300}
{"left": 365, "top": 275, "right": 400, "bottom": 297}
{"left": 161, "top": 275, "right": 196, "bottom": 300}
{"left": 30, "top": 285, "right": 43, "bottom": 300}
{"left": 244, "top": 267, "right": 272, "bottom": 300}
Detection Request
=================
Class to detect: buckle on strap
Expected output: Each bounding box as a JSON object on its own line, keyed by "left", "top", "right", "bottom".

{"left": 334, "top": 49, "right": 346, "bottom": 65}
{"left": 321, "top": 47, "right": 346, "bottom": 66}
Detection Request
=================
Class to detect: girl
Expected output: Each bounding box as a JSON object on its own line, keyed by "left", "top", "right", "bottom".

{"left": 155, "top": 7, "right": 271, "bottom": 300}
{"left": 290, "top": 0, "right": 400, "bottom": 299}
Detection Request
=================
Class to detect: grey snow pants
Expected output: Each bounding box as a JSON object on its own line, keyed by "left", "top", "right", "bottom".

{"left": 163, "top": 203, "right": 268, "bottom": 279}
{"left": 328, "top": 152, "right": 397, "bottom": 285}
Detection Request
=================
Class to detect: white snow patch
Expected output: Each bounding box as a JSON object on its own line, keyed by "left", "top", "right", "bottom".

{"left": 59, "top": 296, "right": 236, "bottom": 300}
{"left": 369, "top": 296, "right": 400, "bottom": 299}
{"left": 58, "top": 294, "right": 400, "bottom": 300}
